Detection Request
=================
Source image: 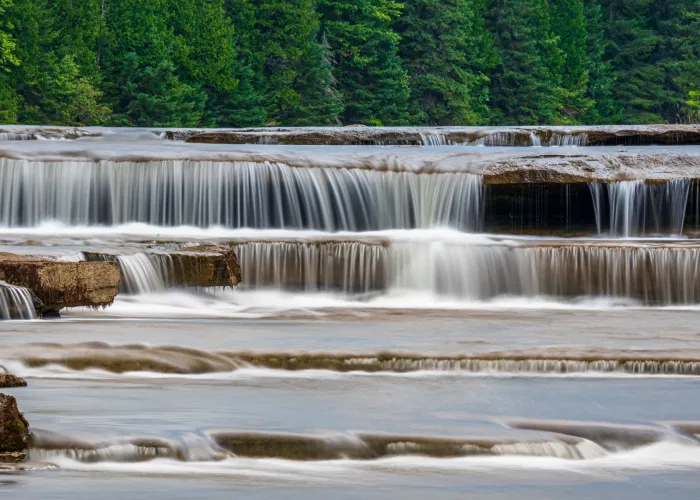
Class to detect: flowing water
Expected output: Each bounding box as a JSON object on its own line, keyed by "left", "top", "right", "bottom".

{"left": 2, "top": 128, "right": 700, "bottom": 499}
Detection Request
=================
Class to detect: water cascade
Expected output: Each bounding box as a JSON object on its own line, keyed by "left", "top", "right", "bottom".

{"left": 589, "top": 180, "right": 691, "bottom": 236}
{"left": 0, "top": 281, "right": 37, "bottom": 319}
{"left": 85, "top": 253, "right": 173, "bottom": 294}
{"left": 0, "top": 159, "right": 483, "bottom": 231}
{"left": 232, "top": 239, "right": 700, "bottom": 305}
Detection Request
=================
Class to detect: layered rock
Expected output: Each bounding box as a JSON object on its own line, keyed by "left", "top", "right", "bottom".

{"left": 0, "top": 393, "right": 29, "bottom": 462}
{"left": 0, "top": 374, "right": 27, "bottom": 388}
{"left": 171, "top": 245, "right": 241, "bottom": 287}
{"left": 0, "top": 253, "right": 120, "bottom": 315}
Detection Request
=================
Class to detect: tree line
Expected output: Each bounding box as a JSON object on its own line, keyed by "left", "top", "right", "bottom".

{"left": 0, "top": 0, "right": 698, "bottom": 127}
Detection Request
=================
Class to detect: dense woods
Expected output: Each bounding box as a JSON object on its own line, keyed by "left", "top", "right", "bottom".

{"left": 0, "top": 0, "right": 697, "bottom": 127}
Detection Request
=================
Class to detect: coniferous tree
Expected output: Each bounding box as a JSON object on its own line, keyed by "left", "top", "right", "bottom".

{"left": 242, "top": 0, "right": 342, "bottom": 126}
{"left": 598, "top": 0, "right": 665, "bottom": 123}
{"left": 582, "top": 0, "right": 621, "bottom": 123}
{"left": 318, "top": 0, "right": 410, "bottom": 125}
{"left": 396, "top": 0, "right": 497, "bottom": 125}
{"left": 170, "top": 0, "right": 263, "bottom": 126}
{"left": 486, "top": 0, "right": 564, "bottom": 124}
{"left": 550, "top": 0, "right": 593, "bottom": 121}
{"left": 101, "top": 0, "right": 205, "bottom": 126}
{"left": 0, "top": 0, "right": 20, "bottom": 122}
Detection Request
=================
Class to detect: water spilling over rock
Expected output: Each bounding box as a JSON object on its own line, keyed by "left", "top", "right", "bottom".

{"left": 0, "top": 281, "right": 37, "bottom": 320}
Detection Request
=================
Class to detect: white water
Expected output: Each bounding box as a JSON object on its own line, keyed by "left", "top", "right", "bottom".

{"left": 0, "top": 158, "right": 483, "bottom": 231}
{"left": 0, "top": 281, "right": 37, "bottom": 319}
{"left": 589, "top": 180, "right": 691, "bottom": 237}
{"left": 41, "top": 441, "right": 700, "bottom": 478}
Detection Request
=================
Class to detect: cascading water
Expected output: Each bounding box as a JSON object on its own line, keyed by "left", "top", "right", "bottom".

{"left": 86, "top": 253, "right": 173, "bottom": 294}
{"left": 549, "top": 133, "right": 588, "bottom": 147}
{"left": 0, "top": 281, "right": 37, "bottom": 319}
{"left": 0, "top": 133, "right": 35, "bottom": 141}
{"left": 588, "top": 180, "right": 691, "bottom": 236}
{"left": 0, "top": 159, "right": 483, "bottom": 231}
{"left": 235, "top": 242, "right": 387, "bottom": 294}
{"left": 231, "top": 239, "right": 700, "bottom": 305}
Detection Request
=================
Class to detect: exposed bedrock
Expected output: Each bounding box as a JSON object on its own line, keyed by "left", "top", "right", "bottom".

{"left": 0, "top": 393, "right": 29, "bottom": 462}
{"left": 83, "top": 245, "right": 241, "bottom": 291}
{"left": 0, "top": 374, "right": 27, "bottom": 388}
{"left": 0, "top": 253, "right": 120, "bottom": 315}
{"left": 183, "top": 125, "right": 700, "bottom": 146}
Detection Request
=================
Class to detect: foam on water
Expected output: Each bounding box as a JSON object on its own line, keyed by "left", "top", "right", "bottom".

{"left": 41, "top": 441, "right": 700, "bottom": 479}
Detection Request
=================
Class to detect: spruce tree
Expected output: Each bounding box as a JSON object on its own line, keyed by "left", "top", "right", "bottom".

{"left": 241, "top": 0, "right": 342, "bottom": 126}
{"left": 396, "top": 0, "right": 497, "bottom": 125}
{"left": 598, "top": 0, "right": 665, "bottom": 123}
{"left": 170, "top": 0, "right": 263, "bottom": 127}
{"left": 486, "top": 0, "right": 564, "bottom": 124}
{"left": 582, "top": 0, "right": 621, "bottom": 123}
{"left": 100, "top": 0, "right": 205, "bottom": 126}
{"left": 318, "top": 0, "right": 411, "bottom": 125}
{"left": 0, "top": 0, "right": 20, "bottom": 122}
{"left": 550, "top": 0, "right": 592, "bottom": 121}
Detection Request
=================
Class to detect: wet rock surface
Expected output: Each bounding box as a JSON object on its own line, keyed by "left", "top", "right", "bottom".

{"left": 0, "top": 375, "right": 27, "bottom": 388}
{"left": 0, "top": 253, "right": 120, "bottom": 315}
{"left": 0, "top": 394, "right": 29, "bottom": 457}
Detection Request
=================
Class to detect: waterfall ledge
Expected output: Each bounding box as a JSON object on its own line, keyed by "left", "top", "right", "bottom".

{"left": 0, "top": 253, "right": 120, "bottom": 316}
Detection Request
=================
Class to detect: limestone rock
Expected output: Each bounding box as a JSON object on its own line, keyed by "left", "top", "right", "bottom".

{"left": 0, "top": 253, "right": 120, "bottom": 315}
{"left": 0, "top": 393, "right": 29, "bottom": 455}
{"left": 0, "top": 374, "right": 27, "bottom": 388}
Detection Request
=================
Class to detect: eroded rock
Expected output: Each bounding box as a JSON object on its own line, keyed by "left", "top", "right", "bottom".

{"left": 0, "top": 253, "right": 120, "bottom": 315}
{"left": 0, "top": 393, "right": 29, "bottom": 460}
{"left": 0, "top": 375, "right": 27, "bottom": 388}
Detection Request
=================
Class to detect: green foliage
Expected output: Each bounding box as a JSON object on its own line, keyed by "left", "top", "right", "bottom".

{"left": 43, "top": 56, "right": 111, "bottom": 126}
{"left": 318, "top": 0, "right": 410, "bottom": 125}
{"left": 487, "top": 0, "right": 564, "bottom": 125}
{"left": 0, "top": 0, "right": 696, "bottom": 126}
{"left": 397, "top": 0, "right": 497, "bottom": 124}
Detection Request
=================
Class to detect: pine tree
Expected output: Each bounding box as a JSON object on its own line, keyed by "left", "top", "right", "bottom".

{"left": 0, "top": 0, "right": 20, "bottom": 123}
{"left": 550, "top": 0, "right": 593, "bottom": 122}
{"left": 486, "top": 0, "right": 564, "bottom": 124}
{"left": 170, "top": 0, "right": 263, "bottom": 126}
{"left": 396, "top": 0, "right": 497, "bottom": 125}
{"left": 100, "top": 0, "right": 205, "bottom": 126}
{"left": 318, "top": 0, "right": 411, "bottom": 125}
{"left": 598, "top": 0, "right": 665, "bottom": 123}
{"left": 582, "top": 0, "right": 621, "bottom": 123}
{"left": 241, "top": 0, "right": 342, "bottom": 126}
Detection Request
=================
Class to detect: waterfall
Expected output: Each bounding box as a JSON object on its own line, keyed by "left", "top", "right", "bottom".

{"left": 588, "top": 180, "right": 691, "bottom": 236}
{"left": 232, "top": 239, "right": 700, "bottom": 305}
{"left": 550, "top": 133, "right": 588, "bottom": 147}
{"left": 235, "top": 242, "right": 387, "bottom": 294}
{"left": 0, "top": 159, "right": 483, "bottom": 231}
{"left": 86, "top": 253, "right": 173, "bottom": 294}
{"left": 0, "top": 281, "right": 37, "bottom": 320}
{"left": 0, "top": 133, "right": 35, "bottom": 141}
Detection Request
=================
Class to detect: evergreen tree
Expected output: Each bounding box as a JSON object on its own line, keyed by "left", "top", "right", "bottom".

{"left": 171, "top": 0, "right": 263, "bottom": 126}
{"left": 486, "top": 0, "right": 564, "bottom": 124}
{"left": 318, "top": 0, "right": 410, "bottom": 125}
{"left": 243, "top": 0, "right": 342, "bottom": 126}
{"left": 0, "top": 0, "right": 20, "bottom": 123}
{"left": 396, "top": 0, "right": 496, "bottom": 125}
{"left": 582, "top": 0, "right": 621, "bottom": 123}
{"left": 101, "top": 0, "right": 205, "bottom": 126}
{"left": 598, "top": 0, "right": 665, "bottom": 123}
{"left": 550, "top": 0, "right": 593, "bottom": 121}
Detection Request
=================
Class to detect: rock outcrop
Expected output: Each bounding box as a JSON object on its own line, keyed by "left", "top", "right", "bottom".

{"left": 0, "top": 374, "right": 27, "bottom": 388}
{"left": 0, "top": 393, "right": 29, "bottom": 462}
{"left": 0, "top": 253, "right": 120, "bottom": 315}
{"left": 171, "top": 245, "right": 242, "bottom": 287}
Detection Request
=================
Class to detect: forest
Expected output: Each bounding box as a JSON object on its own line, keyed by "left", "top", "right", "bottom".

{"left": 0, "top": 0, "right": 698, "bottom": 127}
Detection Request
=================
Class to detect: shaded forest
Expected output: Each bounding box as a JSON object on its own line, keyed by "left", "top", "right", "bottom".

{"left": 0, "top": 0, "right": 698, "bottom": 127}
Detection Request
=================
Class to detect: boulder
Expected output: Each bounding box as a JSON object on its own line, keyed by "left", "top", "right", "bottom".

{"left": 0, "top": 375, "right": 27, "bottom": 388}
{"left": 0, "top": 393, "right": 29, "bottom": 461}
{"left": 0, "top": 253, "right": 120, "bottom": 315}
